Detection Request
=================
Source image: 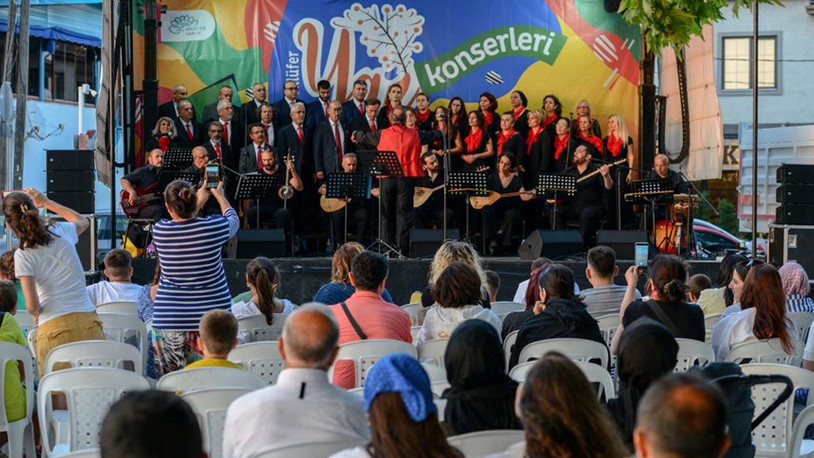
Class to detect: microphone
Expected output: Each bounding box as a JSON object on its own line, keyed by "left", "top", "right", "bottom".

{"left": 437, "top": 112, "right": 446, "bottom": 120}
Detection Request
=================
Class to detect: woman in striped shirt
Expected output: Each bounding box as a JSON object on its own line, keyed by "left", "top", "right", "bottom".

{"left": 151, "top": 179, "right": 239, "bottom": 376}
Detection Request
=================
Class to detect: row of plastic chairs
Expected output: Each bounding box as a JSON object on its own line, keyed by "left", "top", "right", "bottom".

{"left": 400, "top": 301, "right": 525, "bottom": 326}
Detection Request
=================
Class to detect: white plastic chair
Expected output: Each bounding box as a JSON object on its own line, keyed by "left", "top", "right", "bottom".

{"left": 95, "top": 301, "right": 138, "bottom": 316}
{"left": 181, "top": 388, "right": 252, "bottom": 458}
{"left": 410, "top": 325, "right": 421, "bottom": 341}
{"left": 516, "top": 338, "right": 609, "bottom": 369}
{"left": 490, "top": 301, "right": 524, "bottom": 320}
{"left": 789, "top": 404, "right": 814, "bottom": 458}
{"left": 435, "top": 398, "right": 448, "bottom": 422}
{"left": 248, "top": 439, "right": 365, "bottom": 458}
{"left": 447, "top": 430, "right": 525, "bottom": 458}
{"left": 156, "top": 367, "right": 266, "bottom": 394}
{"left": 37, "top": 367, "right": 150, "bottom": 457}
{"left": 26, "top": 327, "right": 37, "bottom": 358}
{"left": 705, "top": 313, "right": 722, "bottom": 329}
{"left": 430, "top": 380, "right": 451, "bottom": 399}
{"left": 328, "top": 339, "right": 418, "bottom": 388}
{"left": 44, "top": 340, "right": 143, "bottom": 375}
{"left": 59, "top": 449, "right": 102, "bottom": 458}
{"left": 228, "top": 341, "right": 285, "bottom": 385}
{"left": 740, "top": 363, "right": 814, "bottom": 457}
{"left": 401, "top": 303, "right": 420, "bottom": 325}
{"left": 788, "top": 312, "right": 814, "bottom": 343}
{"left": 729, "top": 338, "right": 802, "bottom": 365}
{"left": 674, "top": 338, "right": 715, "bottom": 372}
{"left": 13, "top": 310, "right": 34, "bottom": 338}
{"left": 0, "top": 342, "right": 36, "bottom": 458}
{"left": 594, "top": 314, "right": 619, "bottom": 367}
{"left": 503, "top": 330, "right": 519, "bottom": 372}
{"left": 97, "top": 312, "right": 148, "bottom": 371}
{"left": 236, "top": 314, "right": 287, "bottom": 342}
{"left": 420, "top": 362, "right": 448, "bottom": 383}
{"left": 508, "top": 360, "right": 615, "bottom": 401}
{"left": 417, "top": 338, "right": 449, "bottom": 366}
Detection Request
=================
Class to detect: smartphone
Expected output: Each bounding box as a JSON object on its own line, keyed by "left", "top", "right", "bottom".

{"left": 635, "top": 242, "right": 649, "bottom": 270}
{"left": 205, "top": 164, "right": 220, "bottom": 189}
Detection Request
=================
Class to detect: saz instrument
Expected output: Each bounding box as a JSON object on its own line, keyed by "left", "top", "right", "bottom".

{"left": 413, "top": 184, "right": 444, "bottom": 208}
{"left": 469, "top": 190, "right": 534, "bottom": 210}
{"left": 320, "top": 195, "right": 350, "bottom": 213}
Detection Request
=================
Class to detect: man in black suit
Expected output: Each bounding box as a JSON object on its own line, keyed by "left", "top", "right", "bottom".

{"left": 340, "top": 79, "right": 368, "bottom": 126}
{"left": 258, "top": 102, "right": 276, "bottom": 147}
{"left": 216, "top": 100, "right": 244, "bottom": 153}
{"left": 183, "top": 146, "right": 221, "bottom": 216}
{"left": 173, "top": 100, "right": 203, "bottom": 148}
{"left": 305, "top": 79, "right": 332, "bottom": 129}
{"left": 275, "top": 103, "right": 312, "bottom": 176}
{"left": 270, "top": 80, "right": 304, "bottom": 131}
{"left": 203, "top": 121, "right": 233, "bottom": 167}
{"left": 350, "top": 98, "right": 381, "bottom": 152}
{"left": 158, "top": 84, "right": 191, "bottom": 121}
{"left": 241, "top": 82, "right": 267, "bottom": 129}
{"left": 238, "top": 124, "right": 273, "bottom": 174}
{"left": 313, "top": 100, "right": 351, "bottom": 182}
{"left": 203, "top": 85, "right": 235, "bottom": 124}
{"left": 318, "top": 153, "right": 370, "bottom": 249}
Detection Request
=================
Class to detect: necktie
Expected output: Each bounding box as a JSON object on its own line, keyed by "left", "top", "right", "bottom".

{"left": 370, "top": 119, "right": 376, "bottom": 132}
{"left": 223, "top": 122, "right": 229, "bottom": 146}
{"left": 297, "top": 125, "right": 303, "bottom": 143}
{"left": 256, "top": 146, "right": 263, "bottom": 170}
{"left": 334, "top": 122, "right": 343, "bottom": 163}
{"left": 358, "top": 102, "right": 364, "bottom": 115}
{"left": 215, "top": 143, "right": 222, "bottom": 162}
{"left": 185, "top": 123, "right": 193, "bottom": 141}
{"left": 263, "top": 124, "right": 270, "bottom": 143}
{"left": 324, "top": 102, "right": 329, "bottom": 119}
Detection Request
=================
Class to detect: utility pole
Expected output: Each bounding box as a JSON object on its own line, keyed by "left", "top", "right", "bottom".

{"left": 13, "top": 0, "right": 30, "bottom": 190}
{"left": 0, "top": 0, "right": 17, "bottom": 190}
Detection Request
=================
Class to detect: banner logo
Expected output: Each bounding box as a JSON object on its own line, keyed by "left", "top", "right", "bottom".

{"left": 162, "top": 10, "right": 216, "bottom": 42}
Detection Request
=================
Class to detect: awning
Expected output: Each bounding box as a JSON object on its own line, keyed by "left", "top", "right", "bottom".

{"left": 0, "top": 19, "right": 101, "bottom": 47}
{"left": 0, "top": 3, "right": 102, "bottom": 47}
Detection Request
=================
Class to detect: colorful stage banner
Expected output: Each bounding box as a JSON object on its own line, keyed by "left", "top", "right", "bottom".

{"left": 134, "top": 0, "right": 641, "bottom": 142}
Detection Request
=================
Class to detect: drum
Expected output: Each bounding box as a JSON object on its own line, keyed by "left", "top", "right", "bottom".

{"left": 654, "top": 219, "right": 687, "bottom": 254}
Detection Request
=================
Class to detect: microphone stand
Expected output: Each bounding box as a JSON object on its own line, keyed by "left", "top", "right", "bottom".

{"left": 679, "top": 166, "right": 719, "bottom": 257}
{"left": 441, "top": 114, "right": 451, "bottom": 241}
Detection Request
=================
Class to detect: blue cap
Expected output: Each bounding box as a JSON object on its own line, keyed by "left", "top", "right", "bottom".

{"left": 363, "top": 353, "right": 436, "bottom": 422}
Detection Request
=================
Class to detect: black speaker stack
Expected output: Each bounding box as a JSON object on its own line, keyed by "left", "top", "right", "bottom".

{"left": 517, "top": 230, "right": 583, "bottom": 260}
{"left": 775, "top": 164, "right": 814, "bottom": 225}
{"left": 46, "top": 149, "right": 95, "bottom": 214}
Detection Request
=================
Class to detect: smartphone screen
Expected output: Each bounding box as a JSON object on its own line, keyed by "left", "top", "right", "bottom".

{"left": 635, "top": 242, "right": 649, "bottom": 269}
{"left": 205, "top": 164, "right": 219, "bottom": 189}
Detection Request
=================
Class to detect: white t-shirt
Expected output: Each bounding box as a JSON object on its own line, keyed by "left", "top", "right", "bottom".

{"left": 86, "top": 281, "right": 143, "bottom": 306}
{"left": 14, "top": 222, "right": 94, "bottom": 324}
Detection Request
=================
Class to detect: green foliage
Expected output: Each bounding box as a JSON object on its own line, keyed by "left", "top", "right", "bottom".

{"left": 694, "top": 190, "right": 713, "bottom": 222}
{"left": 717, "top": 198, "right": 739, "bottom": 235}
{"left": 617, "top": 0, "right": 784, "bottom": 55}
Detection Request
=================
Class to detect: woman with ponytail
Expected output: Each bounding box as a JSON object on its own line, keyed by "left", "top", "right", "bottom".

{"left": 232, "top": 257, "right": 297, "bottom": 342}
{"left": 2, "top": 189, "right": 104, "bottom": 374}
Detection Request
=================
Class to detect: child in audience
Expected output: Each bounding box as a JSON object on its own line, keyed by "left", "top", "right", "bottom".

{"left": 184, "top": 310, "right": 242, "bottom": 370}
{"left": 688, "top": 273, "right": 711, "bottom": 303}
{"left": 0, "top": 279, "right": 27, "bottom": 426}
{"left": 0, "top": 250, "right": 25, "bottom": 311}
{"left": 484, "top": 270, "right": 500, "bottom": 303}
{"left": 87, "top": 249, "right": 143, "bottom": 306}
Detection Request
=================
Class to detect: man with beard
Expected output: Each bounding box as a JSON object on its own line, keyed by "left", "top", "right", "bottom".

{"left": 305, "top": 79, "right": 332, "bottom": 129}
{"left": 318, "top": 153, "right": 370, "bottom": 249}
{"left": 183, "top": 146, "right": 221, "bottom": 216}
{"left": 414, "top": 152, "right": 451, "bottom": 230}
{"left": 245, "top": 148, "right": 303, "bottom": 249}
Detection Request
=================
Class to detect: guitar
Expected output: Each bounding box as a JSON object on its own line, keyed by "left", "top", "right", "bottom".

{"left": 120, "top": 183, "right": 160, "bottom": 217}
{"left": 320, "top": 195, "right": 350, "bottom": 213}
{"left": 470, "top": 190, "right": 535, "bottom": 210}
{"left": 413, "top": 184, "right": 444, "bottom": 208}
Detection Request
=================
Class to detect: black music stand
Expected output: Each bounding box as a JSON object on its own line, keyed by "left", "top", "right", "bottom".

{"left": 235, "top": 173, "right": 278, "bottom": 229}
{"left": 157, "top": 171, "right": 201, "bottom": 192}
{"left": 537, "top": 174, "right": 576, "bottom": 229}
{"left": 162, "top": 148, "right": 193, "bottom": 171}
{"left": 448, "top": 171, "right": 488, "bottom": 245}
{"left": 357, "top": 150, "right": 404, "bottom": 257}
{"left": 325, "top": 172, "right": 370, "bottom": 246}
{"left": 629, "top": 178, "right": 673, "bottom": 251}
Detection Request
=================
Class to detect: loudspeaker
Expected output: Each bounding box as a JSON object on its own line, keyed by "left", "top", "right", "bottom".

{"left": 596, "top": 230, "right": 649, "bottom": 260}
{"left": 236, "top": 229, "right": 286, "bottom": 258}
{"left": 47, "top": 170, "right": 95, "bottom": 192}
{"left": 518, "top": 230, "right": 583, "bottom": 260}
{"left": 776, "top": 205, "right": 814, "bottom": 225}
{"left": 777, "top": 185, "right": 814, "bottom": 205}
{"left": 47, "top": 192, "right": 95, "bottom": 214}
{"left": 410, "top": 229, "right": 444, "bottom": 258}
{"left": 48, "top": 214, "right": 97, "bottom": 273}
{"left": 46, "top": 149, "right": 94, "bottom": 171}
{"left": 777, "top": 164, "right": 814, "bottom": 185}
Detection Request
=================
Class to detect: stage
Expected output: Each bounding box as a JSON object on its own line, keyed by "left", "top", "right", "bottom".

{"left": 131, "top": 257, "right": 723, "bottom": 306}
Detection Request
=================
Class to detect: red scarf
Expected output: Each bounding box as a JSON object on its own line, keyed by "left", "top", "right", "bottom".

{"left": 496, "top": 129, "right": 515, "bottom": 156}
{"left": 465, "top": 128, "right": 483, "bottom": 153}
{"left": 579, "top": 133, "right": 604, "bottom": 153}
{"left": 483, "top": 111, "right": 494, "bottom": 129}
{"left": 525, "top": 127, "right": 542, "bottom": 156}
{"left": 542, "top": 113, "right": 558, "bottom": 130}
{"left": 513, "top": 106, "right": 526, "bottom": 121}
{"left": 605, "top": 134, "right": 625, "bottom": 158}
{"left": 416, "top": 109, "right": 431, "bottom": 124}
{"left": 157, "top": 135, "right": 171, "bottom": 151}
{"left": 554, "top": 133, "right": 570, "bottom": 160}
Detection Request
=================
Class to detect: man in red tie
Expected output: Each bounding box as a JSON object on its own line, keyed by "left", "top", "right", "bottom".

{"left": 217, "top": 100, "right": 245, "bottom": 152}
{"left": 238, "top": 124, "right": 272, "bottom": 174}
{"left": 270, "top": 80, "right": 303, "bottom": 130}
{"left": 203, "top": 121, "right": 232, "bottom": 167}
{"left": 258, "top": 102, "right": 275, "bottom": 147}
{"left": 276, "top": 102, "right": 315, "bottom": 251}
{"left": 172, "top": 100, "right": 202, "bottom": 148}
{"left": 313, "top": 100, "right": 350, "bottom": 182}
{"left": 350, "top": 98, "right": 381, "bottom": 151}
{"left": 305, "top": 79, "right": 332, "bottom": 129}
{"left": 341, "top": 79, "right": 368, "bottom": 126}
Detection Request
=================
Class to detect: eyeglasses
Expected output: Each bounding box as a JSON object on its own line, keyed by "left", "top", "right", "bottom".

{"left": 577, "top": 105, "right": 589, "bottom": 109}
{"left": 209, "top": 129, "right": 223, "bottom": 133}
{"left": 284, "top": 87, "right": 298, "bottom": 91}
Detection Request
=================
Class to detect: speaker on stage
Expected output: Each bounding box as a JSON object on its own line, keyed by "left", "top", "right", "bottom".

{"left": 518, "top": 230, "right": 583, "bottom": 260}
{"left": 236, "top": 229, "right": 286, "bottom": 258}
{"left": 410, "top": 229, "right": 444, "bottom": 258}
{"left": 596, "top": 230, "right": 649, "bottom": 260}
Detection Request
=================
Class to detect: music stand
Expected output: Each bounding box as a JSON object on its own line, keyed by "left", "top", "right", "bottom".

{"left": 537, "top": 174, "right": 576, "bottom": 229}
{"left": 235, "top": 173, "right": 278, "bottom": 229}
{"left": 325, "top": 172, "right": 370, "bottom": 246}
{"left": 356, "top": 150, "right": 405, "bottom": 257}
{"left": 629, "top": 178, "right": 673, "bottom": 251}
{"left": 162, "top": 148, "right": 194, "bottom": 171}
{"left": 157, "top": 171, "right": 201, "bottom": 193}
{"left": 448, "top": 171, "right": 489, "bottom": 244}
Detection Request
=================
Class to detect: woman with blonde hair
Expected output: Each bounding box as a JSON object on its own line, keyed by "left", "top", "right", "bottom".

{"left": 144, "top": 116, "right": 178, "bottom": 152}
{"left": 571, "top": 98, "right": 602, "bottom": 138}
{"left": 603, "top": 113, "right": 635, "bottom": 228}
{"left": 421, "top": 240, "right": 489, "bottom": 309}
{"left": 313, "top": 242, "right": 395, "bottom": 304}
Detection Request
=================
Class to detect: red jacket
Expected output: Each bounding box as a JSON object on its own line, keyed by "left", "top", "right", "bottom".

{"left": 377, "top": 125, "right": 423, "bottom": 178}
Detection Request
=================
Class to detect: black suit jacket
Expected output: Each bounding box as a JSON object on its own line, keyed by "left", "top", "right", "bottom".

{"left": 270, "top": 98, "right": 304, "bottom": 130}
{"left": 238, "top": 143, "right": 273, "bottom": 175}
{"left": 173, "top": 119, "right": 204, "bottom": 148}
{"left": 202, "top": 102, "right": 220, "bottom": 124}
{"left": 158, "top": 101, "right": 179, "bottom": 121}
{"left": 276, "top": 123, "right": 313, "bottom": 176}
{"left": 341, "top": 99, "right": 365, "bottom": 126}
{"left": 312, "top": 121, "right": 351, "bottom": 175}
{"left": 203, "top": 141, "right": 235, "bottom": 170}
{"left": 305, "top": 100, "right": 329, "bottom": 129}
{"left": 216, "top": 119, "right": 246, "bottom": 153}
{"left": 351, "top": 116, "right": 379, "bottom": 151}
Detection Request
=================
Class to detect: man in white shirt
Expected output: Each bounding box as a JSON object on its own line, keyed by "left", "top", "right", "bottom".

{"left": 86, "top": 249, "right": 142, "bottom": 306}
{"left": 580, "top": 245, "right": 640, "bottom": 316}
{"left": 222, "top": 304, "right": 368, "bottom": 457}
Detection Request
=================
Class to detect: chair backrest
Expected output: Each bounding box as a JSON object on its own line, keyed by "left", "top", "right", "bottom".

{"left": 13, "top": 310, "right": 35, "bottom": 337}
{"left": 594, "top": 314, "right": 619, "bottom": 367}
{"left": 328, "top": 339, "right": 418, "bottom": 388}
{"left": 740, "top": 363, "right": 814, "bottom": 456}
{"left": 401, "top": 303, "right": 420, "bottom": 325}
{"left": 26, "top": 327, "right": 37, "bottom": 357}
{"left": 59, "top": 448, "right": 102, "bottom": 458}
{"left": 420, "top": 362, "right": 448, "bottom": 383}
{"left": 37, "top": 367, "right": 150, "bottom": 457}
{"left": 44, "top": 340, "right": 143, "bottom": 375}
{"left": 249, "top": 439, "right": 366, "bottom": 458}
{"left": 417, "top": 338, "right": 450, "bottom": 366}
{"left": 788, "top": 312, "right": 814, "bottom": 343}
{"left": 789, "top": 404, "right": 814, "bottom": 458}
{"left": 0, "top": 341, "right": 35, "bottom": 426}
{"left": 410, "top": 325, "right": 421, "bottom": 341}
{"left": 705, "top": 313, "right": 723, "bottom": 330}
{"left": 503, "top": 330, "right": 519, "bottom": 372}
{"left": 447, "top": 430, "right": 525, "bottom": 458}
{"left": 674, "top": 338, "right": 715, "bottom": 372}
{"left": 96, "top": 301, "right": 138, "bottom": 316}
{"left": 430, "top": 380, "right": 451, "bottom": 399}
{"left": 228, "top": 341, "right": 285, "bottom": 385}
{"left": 508, "top": 360, "right": 615, "bottom": 401}
{"left": 729, "top": 338, "right": 802, "bottom": 365}
{"left": 96, "top": 312, "right": 148, "bottom": 370}
{"left": 181, "top": 388, "right": 253, "bottom": 458}
{"left": 516, "top": 338, "right": 609, "bottom": 369}
{"left": 490, "top": 301, "right": 525, "bottom": 320}
{"left": 156, "top": 367, "right": 267, "bottom": 394}
{"left": 237, "top": 314, "right": 287, "bottom": 342}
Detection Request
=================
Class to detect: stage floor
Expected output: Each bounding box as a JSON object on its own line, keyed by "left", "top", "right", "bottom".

{"left": 132, "top": 256, "right": 722, "bottom": 306}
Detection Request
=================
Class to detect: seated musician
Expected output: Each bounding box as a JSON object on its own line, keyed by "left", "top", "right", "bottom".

{"left": 183, "top": 146, "right": 221, "bottom": 217}
{"left": 414, "top": 152, "right": 452, "bottom": 230}
{"left": 553, "top": 143, "right": 612, "bottom": 249}
{"left": 644, "top": 153, "right": 689, "bottom": 220}
{"left": 245, "top": 148, "right": 303, "bottom": 248}
{"left": 318, "top": 153, "right": 370, "bottom": 249}
{"left": 120, "top": 148, "right": 166, "bottom": 221}
{"left": 484, "top": 154, "right": 534, "bottom": 255}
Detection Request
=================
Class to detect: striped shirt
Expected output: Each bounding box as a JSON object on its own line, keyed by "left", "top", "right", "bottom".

{"left": 152, "top": 208, "right": 239, "bottom": 331}
{"left": 787, "top": 294, "right": 814, "bottom": 314}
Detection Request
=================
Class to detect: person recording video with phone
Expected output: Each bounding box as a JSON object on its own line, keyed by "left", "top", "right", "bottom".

{"left": 183, "top": 146, "right": 221, "bottom": 216}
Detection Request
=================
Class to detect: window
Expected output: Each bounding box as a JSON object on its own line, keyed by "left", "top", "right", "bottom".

{"left": 721, "top": 35, "right": 777, "bottom": 91}
{"left": 46, "top": 41, "right": 98, "bottom": 103}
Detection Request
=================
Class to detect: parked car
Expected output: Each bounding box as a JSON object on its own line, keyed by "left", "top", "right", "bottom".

{"left": 693, "top": 218, "right": 748, "bottom": 257}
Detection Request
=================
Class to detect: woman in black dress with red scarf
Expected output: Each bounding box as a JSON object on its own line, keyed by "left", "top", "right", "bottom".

{"left": 448, "top": 97, "right": 469, "bottom": 139}
{"left": 509, "top": 90, "right": 530, "bottom": 137}
{"left": 376, "top": 83, "right": 403, "bottom": 128}
{"left": 522, "top": 109, "right": 551, "bottom": 231}
{"left": 415, "top": 92, "right": 434, "bottom": 131}
{"left": 478, "top": 92, "right": 500, "bottom": 139}
{"left": 541, "top": 94, "right": 562, "bottom": 136}
{"left": 495, "top": 113, "right": 525, "bottom": 167}
{"left": 603, "top": 113, "right": 635, "bottom": 229}
{"left": 461, "top": 111, "right": 494, "bottom": 172}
